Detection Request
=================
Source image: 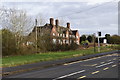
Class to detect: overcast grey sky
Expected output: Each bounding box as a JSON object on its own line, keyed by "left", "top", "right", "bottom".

{"left": 0, "top": 0, "right": 119, "bottom": 36}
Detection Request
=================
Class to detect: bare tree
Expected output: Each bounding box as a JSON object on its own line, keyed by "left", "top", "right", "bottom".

{"left": 35, "top": 13, "right": 45, "bottom": 26}
{"left": 0, "top": 7, "right": 34, "bottom": 55}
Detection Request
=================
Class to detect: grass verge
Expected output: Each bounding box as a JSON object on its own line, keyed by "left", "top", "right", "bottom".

{"left": 1, "top": 46, "right": 117, "bottom": 67}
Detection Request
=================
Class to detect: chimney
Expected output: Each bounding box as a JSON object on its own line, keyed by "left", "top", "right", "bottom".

{"left": 35, "top": 19, "right": 37, "bottom": 26}
{"left": 55, "top": 19, "right": 59, "bottom": 26}
{"left": 50, "top": 18, "right": 54, "bottom": 25}
{"left": 67, "top": 22, "right": 70, "bottom": 29}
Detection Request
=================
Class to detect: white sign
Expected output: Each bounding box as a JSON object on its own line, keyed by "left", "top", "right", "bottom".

{"left": 103, "top": 39, "right": 107, "bottom": 44}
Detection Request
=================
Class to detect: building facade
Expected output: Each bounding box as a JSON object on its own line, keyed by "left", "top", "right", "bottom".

{"left": 28, "top": 18, "right": 80, "bottom": 45}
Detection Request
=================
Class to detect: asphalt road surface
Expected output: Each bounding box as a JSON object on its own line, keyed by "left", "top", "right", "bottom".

{"left": 4, "top": 52, "right": 120, "bottom": 79}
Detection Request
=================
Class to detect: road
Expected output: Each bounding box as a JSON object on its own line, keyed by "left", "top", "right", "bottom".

{"left": 4, "top": 52, "right": 119, "bottom": 80}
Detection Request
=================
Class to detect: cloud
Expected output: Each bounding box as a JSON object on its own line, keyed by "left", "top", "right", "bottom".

{"left": 1, "top": 1, "right": 118, "bottom": 36}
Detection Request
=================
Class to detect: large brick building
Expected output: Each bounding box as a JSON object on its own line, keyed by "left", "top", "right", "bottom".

{"left": 28, "top": 18, "right": 80, "bottom": 45}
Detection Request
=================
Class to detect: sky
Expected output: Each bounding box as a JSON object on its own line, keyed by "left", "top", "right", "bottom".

{"left": 0, "top": 0, "right": 119, "bottom": 36}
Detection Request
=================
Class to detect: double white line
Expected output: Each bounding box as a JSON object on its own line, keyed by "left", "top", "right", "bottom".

{"left": 53, "top": 70, "right": 85, "bottom": 80}
{"left": 96, "top": 62, "right": 113, "bottom": 68}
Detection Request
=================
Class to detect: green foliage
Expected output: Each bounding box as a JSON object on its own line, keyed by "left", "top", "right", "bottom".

{"left": 80, "top": 35, "right": 86, "bottom": 43}
{"left": 2, "top": 29, "right": 17, "bottom": 56}
{"left": 87, "top": 35, "right": 93, "bottom": 43}
{"left": 105, "top": 34, "right": 111, "bottom": 43}
{"left": 2, "top": 46, "right": 114, "bottom": 67}
{"left": 109, "top": 35, "right": 120, "bottom": 44}
{"left": 81, "top": 40, "right": 89, "bottom": 45}
{"left": 109, "top": 45, "right": 120, "bottom": 50}
{"left": 105, "top": 34, "right": 120, "bottom": 44}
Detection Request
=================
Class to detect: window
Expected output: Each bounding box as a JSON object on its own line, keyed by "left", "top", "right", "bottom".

{"left": 58, "top": 33, "right": 59, "bottom": 36}
{"left": 60, "top": 34, "right": 62, "bottom": 37}
{"left": 76, "top": 36, "right": 79, "bottom": 38}
{"left": 53, "top": 33, "right": 55, "bottom": 36}
{"left": 63, "top": 34, "right": 65, "bottom": 37}
{"left": 59, "top": 39, "right": 61, "bottom": 43}
{"left": 66, "top": 40, "right": 69, "bottom": 44}
{"left": 72, "top": 35, "right": 75, "bottom": 38}
{"left": 66, "top": 34, "right": 68, "bottom": 38}
{"left": 76, "top": 40, "right": 79, "bottom": 45}
{"left": 63, "top": 40, "right": 65, "bottom": 44}
{"left": 26, "top": 41, "right": 33, "bottom": 45}
{"left": 53, "top": 39, "right": 56, "bottom": 44}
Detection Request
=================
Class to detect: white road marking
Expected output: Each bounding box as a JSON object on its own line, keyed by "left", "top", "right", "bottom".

{"left": 112, "top": 65, "right": 117, "bottom": 67}
{"left": 63, "top": 61, "right": 82, "bottom": 65}
{"left": 53, "top": 70, "right": 85, "bottom": 80}
{"left": 96, "top": 62, "right": 114, "bottom": 68}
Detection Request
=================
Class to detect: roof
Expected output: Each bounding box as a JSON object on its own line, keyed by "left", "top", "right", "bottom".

{"left": 30, "top": 23, "right": 78, "bottom": 36}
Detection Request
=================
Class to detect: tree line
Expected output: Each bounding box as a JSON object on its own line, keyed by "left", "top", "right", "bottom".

{"left": 80, "top": 34, "right": 120, "bottom": 44}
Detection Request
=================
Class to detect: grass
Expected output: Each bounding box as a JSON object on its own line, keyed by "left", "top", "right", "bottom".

{"left": 1, "top": 46, "right": 117, "bottom": 67}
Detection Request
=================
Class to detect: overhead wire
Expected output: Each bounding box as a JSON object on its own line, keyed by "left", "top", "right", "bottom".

{"left": 54, "top": 0, "right": 118, "bottom": 18}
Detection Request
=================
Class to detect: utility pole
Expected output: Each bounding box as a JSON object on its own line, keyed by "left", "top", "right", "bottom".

{"left": 93, "top": 33, "right": 96, "bottom": 53}
{"left": 35, "top": 19, "right": 38, "bottom": 53}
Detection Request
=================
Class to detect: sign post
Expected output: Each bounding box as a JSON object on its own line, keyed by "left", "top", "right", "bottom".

{"left": 98, "top": 31, "right": 101, "bottom": 52}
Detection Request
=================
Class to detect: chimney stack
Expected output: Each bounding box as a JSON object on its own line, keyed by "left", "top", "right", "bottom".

{"left": 50, "top": 18, "right": 54, "bottom": 25}
{"left": 55, "top": 19, "right": 59, "bottom": 26}
{"left": 67, "top": 22, "right": 70, "bottom": 29}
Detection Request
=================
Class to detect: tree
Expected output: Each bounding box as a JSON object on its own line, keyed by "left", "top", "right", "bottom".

{"left": 2, "top": 29, "right": 17, "bottom": 56}
{"left": 109, "top": 35, "right": 120, "bottom": 44}
{"left": 105, "top": 34, "right": 111, "bottom": 43}
{"left": 0, "top": 7, "right": 33, "bottom": 55}
{"left": 80, "top": 35, "right": 86, "bottom": 43}
{"left": 35, "top": 13, "right": 46, "bottom": 26}
{"left": 87, "top": 35, "right": 93, "bottom": 43}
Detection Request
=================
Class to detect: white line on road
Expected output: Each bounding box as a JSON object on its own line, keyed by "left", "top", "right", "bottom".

{"left": 53, "top": 70, "right": 85, "bottom": 80}
{"left": 96, "top": 62, "right": 114, "bottom": 68}
{"left": 112, "top": 65, "right": 117, "bottom": 67}
{"left": 63, "top": 61, "right": 82, "bottom": 65}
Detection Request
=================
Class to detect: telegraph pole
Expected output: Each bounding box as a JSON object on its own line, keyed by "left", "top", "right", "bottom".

{"left": 93, "top": 33, "right": 96, "bottom": 53}
{"left": 35, "top": 19, "right": 38, "bottom": 53}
